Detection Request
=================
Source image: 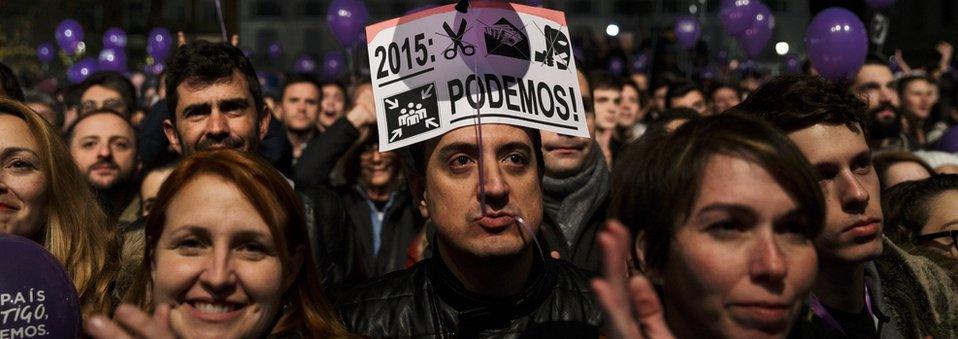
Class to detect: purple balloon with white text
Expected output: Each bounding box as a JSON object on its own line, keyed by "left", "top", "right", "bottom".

{"left": 102, "top": 27, "right": 127, "bottom": 49}
{"left": 805, "top": 7, "right": 868, "bottom": 82}
{"left": 719, "top": 0, "right": 758, "bottom": 37}
{"left": 0, "top": 234, "right": 81, "bottom": 338}
{"left": 67, "top": 57, "right": 97, "bottom": 84}
{"left": 147, "top": 28, "right": 173, "bottom": 63}
{"left": 37, "top": 43, "right": 55, "bottom": 64}
{"left": 675, "top": 15, "right": 701, "bottom": 50}
{"left": 98, "top": 48, "right": 126, "bottom": 72}
{"left": 738, "top": 2, "right": 774, "bottom": 58}
{"left": 55, "top": 19, "right": 84, "bottom": 55}
{"left": 294, "top": 54, "right": 318, "bottom": 73}
{"left": 327, "top": 0, "right": 369, "bottom": 47}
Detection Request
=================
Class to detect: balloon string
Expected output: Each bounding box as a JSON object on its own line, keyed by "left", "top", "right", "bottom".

{"left": 214, "top": 0, "right": 228, "bottom": 42}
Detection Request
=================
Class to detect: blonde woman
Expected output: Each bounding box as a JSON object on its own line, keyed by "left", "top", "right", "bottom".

{"left": 0, "top": 98, "right": 117, "bottom": 317}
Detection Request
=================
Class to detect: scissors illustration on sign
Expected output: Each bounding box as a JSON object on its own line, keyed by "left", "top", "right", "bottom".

{"left": 440, "top": 19, "right": 475, "bottom": 59}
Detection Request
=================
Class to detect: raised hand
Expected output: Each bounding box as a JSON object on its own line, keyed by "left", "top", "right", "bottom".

{"left": 347, "top": 85, "right": 377, "bottom": 129}
{"left": 85, "top": 304, "right": 177, "bottom": 339}
{"left": 591, "top": 220, "right": 675, "bottom": 339}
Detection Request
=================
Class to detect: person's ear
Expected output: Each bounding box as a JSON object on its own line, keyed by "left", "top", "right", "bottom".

{"left": 633, "top": 230, "right": 662, "bottom": 283}
{"left": 283, "top": 246, "right": 305, "bottom": 291}
{"left": 258, "top": 107, "right": 271, "bottom": 142}
{"left": 162, "top": 118, "right": 183, "bottom": 154}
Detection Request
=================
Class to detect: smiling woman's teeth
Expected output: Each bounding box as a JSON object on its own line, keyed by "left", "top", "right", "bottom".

{"left": 195, "top": 302, "right": 232, "bottom": 314}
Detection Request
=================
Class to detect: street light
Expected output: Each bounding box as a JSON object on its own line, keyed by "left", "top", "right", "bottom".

{"left": 606, "top": 24, "right": 620, "bottom": 37}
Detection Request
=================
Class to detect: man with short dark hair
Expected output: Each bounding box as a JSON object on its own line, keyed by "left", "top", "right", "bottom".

{"left": 851, "top": 56, "right": 918, "bottom": 151}
{"left": 338, "top": 123, "right": 603, "bottom": 337}
{"left": 79, "top": 71, "right": 137, "bottom": 117}
{"left": 278, "top": 74, "right": 322, "bottom": 161}
{"left": 590, "top": 72, "right": 621, "bottom": 165}
{"left": 67, "top": 109, "right": 140, "bottom": 223}
{"left": 665, "top": 81, "right": 707, "bottom": 115}
{"left": 735, "top": 74, "right": 957, "bottom": 339}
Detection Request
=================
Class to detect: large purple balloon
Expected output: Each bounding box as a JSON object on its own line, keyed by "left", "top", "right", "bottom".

{"left": 806, "top": 7, "right": 868, "bottom": 82}
{"left": 865, "top": 0, "right": 896, "bottom": 10}
{"left": 739, "top": 2, "right": 774, "bottom": 58}
{"left": 98, "top": 48, "right": 126, "bottom": 72}
{"left": 327, "top": 0, "right": 369, "bottom": 47}
{"left": 0, "top": 234, "right": 81, "bottom": 338}
{"left": 54, "top": 19, "right": 84, "bottom": 55}
{"left": 36, "top": 43, "right": 55, "bottom": 64}
{"left": 322, "top": 52, "right": 345, "bottom": 79}
{"left": 102, "top": 27, "right": 127, "bottom": 49}
{"left": 67, "top": 57, "right": 97, "bottom": 84}
{"left": 719, "top": 0, "right": 758, "bottom": 37}
{"left": 675, "top": 16, "right": 701, "bottom": 50}
{"left": 293, "top": 54, "right": 317, "bottom": 73}
{"left": 147, "top": 28, "right": 173, "bottom": 63}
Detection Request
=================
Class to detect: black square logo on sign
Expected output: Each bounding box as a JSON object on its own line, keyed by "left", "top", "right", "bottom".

{"left": 384, "top": 83, "right": 440, "bottom": 143}
{"left": 484, "top": 18, "right": 529, "bottom": 61}
{"left": 534, "top": 25, "right": 570, "bottom": 70}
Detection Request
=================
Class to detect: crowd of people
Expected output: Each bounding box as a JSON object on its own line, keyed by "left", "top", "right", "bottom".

{"left": 1, "top": 15, "right": 958, "bottom": 339}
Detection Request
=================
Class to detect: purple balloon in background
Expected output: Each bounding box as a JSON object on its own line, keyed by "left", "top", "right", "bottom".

{"left": 327, "top": 0, "right": 369, "bottom": 48}
{"left": 147, "top": 27, "right": 173, "bottom": 63}
{"left": 675, "top": 15, "right": 701, "bottom": 50}
{"left": 739, "top": 2, "right": 774, "bottom": 58}
{"left": 631, "top": 53, "right": 649, "bottom": 73}
{"left": 322, "top": 52, "right": 345, "bottom": 79}
{"left": 608, "top": 57, "right": 625, "bottom": 76}
{"left": 782, "top": 54, "right": 801, "bottom": 73}
{"left": 935, "top": 125, "right": 958, "bottom": 153}
{"left": 149, "top": 62, "right": 165, "bottom": 75}
{"left": 865, "top": 0, "right": 896, "bottom": 10}
{"left": 102, "top": 27, "right": 127, "bottom": 49}
{"left": 293, "top": 54, "right": 318, "bottom": 73}
{"left": 0, "top": 234, "right": 82, "bottom": 338}
{"left": 267, "top": 42, "right": 283, "bottom": 60}
{"left": 37, "top": 43, "right": 55, "bottom": 63}
{"left": 55, "top": 19, "right": 84, "bottom": 54}
{"left": 805, "top": 7, "right": 868, "bottom": 82}
{"left": 719, "top": 0, "right": 758, "bottom": 37}
{"left": 97, "top": 48, "right": 126, "bottom": 72}
{"left": 888, "top": 55, "right": 901, "bottom": 73}
{"left": 67, "top": 57, "right": 97, "bottom": 84}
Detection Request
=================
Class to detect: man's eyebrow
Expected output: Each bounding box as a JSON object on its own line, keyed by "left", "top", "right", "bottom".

{"left": 436, "top": 141, "right": 477, "bottom": 160}
{"left": 218, "top": 97, "right": 250, "bottom": 110}
{"left": 180, "top": 102, "right": 211, "bottom": 117}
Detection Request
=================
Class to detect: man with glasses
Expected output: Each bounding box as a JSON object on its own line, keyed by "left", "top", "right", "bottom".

{"left": 79, "top": 71, "right": 137, "bottom": 117}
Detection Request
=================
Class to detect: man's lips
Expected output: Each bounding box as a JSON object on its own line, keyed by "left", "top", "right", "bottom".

{"left": 544, "top": 144, "right": 586, "bottom": 153}
{"left": 842, "top": 218, "right": 881, "bottom": 238}
{"left": 475, "top": 212, "right": 516, "bottom": 230}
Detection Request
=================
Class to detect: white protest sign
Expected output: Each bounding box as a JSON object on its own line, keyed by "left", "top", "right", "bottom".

{"left": 366, "top": 1, "right": 588, "bottom": 151}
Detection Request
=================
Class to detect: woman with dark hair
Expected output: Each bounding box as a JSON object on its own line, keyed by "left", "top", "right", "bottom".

{"left": 599, "top": 113, "right": 826, "bottom": 338}
{"left": 882, "top": 175, "right": 958, "bottom": 260}
{"left": 85, "top": 150, "right": 352, "bottom": 338}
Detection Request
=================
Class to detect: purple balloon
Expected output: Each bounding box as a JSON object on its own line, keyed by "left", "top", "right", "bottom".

{"left": 322, "top": 52, "right": 345, "bottom": 79}
{"left": 102, "top": 27, "right": 127, "bottom": 49}
{"left": 267, "top": 42, "right": 283, "bottom": 61}
{"left": 631, "top": 53, "right": 649, "bottom": 73}
{"left": 147, "top": 27, "right": 173, "bottom": 63}
{"left": 865, "top": 0, "right": 896, "bottom": 10}
{"left": 294, "top": 54, "right": 318, "bottom": 73}
{"left": 0, "top": 234, "right": 82, "bottom": 338}
{"left": 806, "top": 7, "right": 868, "bottom": 82}
{"left": 608, "top": 57, "right": 625, "bottom": 76}
{"left": 67, "top": 57, "right": 97, "bottom": 84}
{"left": 149, "top": 62, "right": 165, "bottom": 75}
{"left": 888, "top": 55, "right": 901, "bottom": 73}
{"left": 738, "top": 2, "right": 774, "bottom": 58}
{"left": 327, "top": 0, "right": 369, "bottom": 47}
{"left": 55, "top": 19, "right": 84, "bottom": 55}
{"left": 675, "top": 16, "right": 701, "bottom": 50}
{"left": 782, "top": 54, "right": 801, "bottom": 73}
{"left": 720, "top": 0, "right": 758, "bottom": 37}
{"left": 98, "top": 48, "right": 126, "bottom": 72}
{"left": 37, "top": 43, "right": 55, "bottom": 63}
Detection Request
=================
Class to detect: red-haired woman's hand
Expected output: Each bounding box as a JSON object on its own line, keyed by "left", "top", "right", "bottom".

{"left": 85, "top": 303, "right": 176, "bottom": 339}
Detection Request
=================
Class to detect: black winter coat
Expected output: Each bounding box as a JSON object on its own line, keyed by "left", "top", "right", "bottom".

{"left": 337, "top": 251, "right": 604, "bottom": 338}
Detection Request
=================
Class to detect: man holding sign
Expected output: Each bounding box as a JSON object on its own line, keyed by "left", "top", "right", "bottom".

{"left": 337, "top": 2, "right": 602, "bottom": 337}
